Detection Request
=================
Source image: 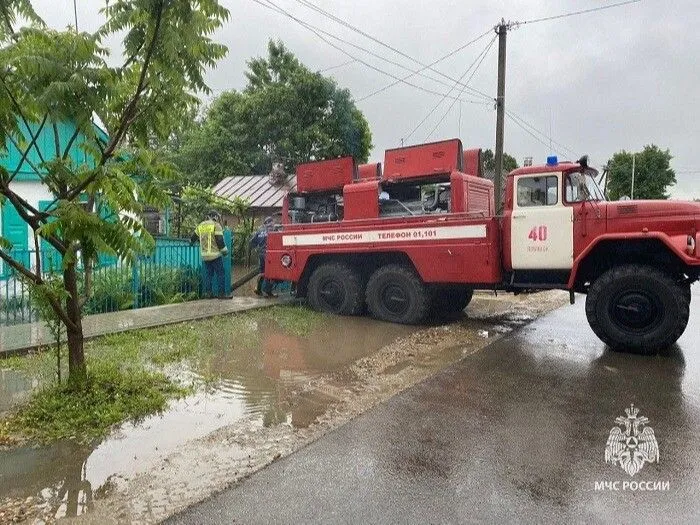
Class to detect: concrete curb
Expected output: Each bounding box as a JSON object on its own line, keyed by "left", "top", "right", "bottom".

{"left": 0, "top": 297, "right": 297, "bottom": 359}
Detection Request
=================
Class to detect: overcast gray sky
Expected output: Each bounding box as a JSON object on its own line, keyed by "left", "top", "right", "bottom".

{"left": 32, "top": 0, "right": 700, "bottom": 199}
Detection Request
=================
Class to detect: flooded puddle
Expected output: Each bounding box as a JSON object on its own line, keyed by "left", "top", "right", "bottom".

{"left": 0, "top": 314, "right": 415, "bottom": 520}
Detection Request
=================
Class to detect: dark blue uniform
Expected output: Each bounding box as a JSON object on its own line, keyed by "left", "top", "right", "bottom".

{"left": 250, "top": 227, "right": 273, "bottom": 296}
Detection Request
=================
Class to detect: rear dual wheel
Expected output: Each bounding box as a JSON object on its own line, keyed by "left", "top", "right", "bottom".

{"left": 365, "top": 264, "right": 430, "bottom": 325}
{"left": 308, "top": 261, "right": 461, "bottom": 326}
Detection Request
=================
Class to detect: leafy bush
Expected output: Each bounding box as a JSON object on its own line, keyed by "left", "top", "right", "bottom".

{"left": 135, "top": 265, "right": 201, "bottom": 307}
{"left": 83, "top": 266, "right": 135, "bottom": 314}
{"left": 83, "top": 264, "right": 201, "bottom": 315}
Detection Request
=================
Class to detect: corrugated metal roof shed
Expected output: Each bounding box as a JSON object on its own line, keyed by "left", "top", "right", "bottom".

{"left": 212, "top": 174, "right": 297, "bottom": 209}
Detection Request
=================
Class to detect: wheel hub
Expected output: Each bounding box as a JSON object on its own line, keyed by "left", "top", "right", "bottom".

{"left": 381, "top": 283, "right": 409, "bottom": 315}
{"left": 320, "top": 279, "right": 345, "bottom": 309}
{"left": 611, "top": 290, "right": 662, "bottom": 333}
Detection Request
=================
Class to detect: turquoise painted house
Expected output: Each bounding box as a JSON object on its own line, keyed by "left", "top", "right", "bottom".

{"left": 1, "top": 121, "right": 98, "bottom": 276}
{"left": 1, "top": 121, "right": 171, "bottom": 277}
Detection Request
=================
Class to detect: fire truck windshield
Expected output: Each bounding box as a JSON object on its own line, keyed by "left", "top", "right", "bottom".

{"left": 565, "top": 171, "right": 606, "bottom": 202}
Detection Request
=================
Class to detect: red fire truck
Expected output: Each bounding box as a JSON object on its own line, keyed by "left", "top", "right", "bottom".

{"left": 264, "top": 139, "right": 699, "bottom": 354}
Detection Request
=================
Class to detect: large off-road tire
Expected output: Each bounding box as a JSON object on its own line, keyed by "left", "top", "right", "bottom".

{"left": 366, "top": 264, "right": 430, "bottom": 324}
{"left": 681, "top": 283, "right": 692, "bottom": 305}
{"left": 585, "top": 264, "right": 690, "bottom": 354}
{"left": 430, "top": 286, "right": 474, "bottom": 317}
{"left": 307, "top": 262, "right": 364, "bottom": 316}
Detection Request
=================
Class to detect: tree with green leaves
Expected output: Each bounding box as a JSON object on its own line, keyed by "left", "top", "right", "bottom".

{"left": 482, "top": 148, "right": 519, "bottom": 174}
{"left": 173, "top": 40, "right": 373, "bottom": 186}
{"left": 606, "top": 145, "right": 676, "bottom": 201}
{"left": 177, "top": 186, "right": 246, "bottom": 235}
{"left": 0, "top": 0, "right": 228, "bottom": 382}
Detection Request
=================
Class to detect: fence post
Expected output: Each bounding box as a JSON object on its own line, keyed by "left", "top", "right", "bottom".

{"left": 131, "top": 261, "right": 140, "bottom": 309}
{"left": 223, "top": 229, "right": 233, "bottom": 296}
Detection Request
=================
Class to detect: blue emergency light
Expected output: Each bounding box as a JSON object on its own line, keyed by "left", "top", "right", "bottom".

{"left": 546, "top": 155, "right": 558, "bottom": 166}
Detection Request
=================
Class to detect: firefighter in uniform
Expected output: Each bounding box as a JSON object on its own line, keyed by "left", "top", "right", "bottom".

{"left": 192, "top": 210, "right": 230, "bottom": 299}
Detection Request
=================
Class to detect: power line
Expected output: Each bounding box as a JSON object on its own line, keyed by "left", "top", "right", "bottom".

{"left": 507, "top": 110, "right": 608, "bottom": 169}
{"left": 258, "top": 0, "right": 450, "bottom": 92}
{"left": 275, "top": 6, "right": 478, "bottom": 98}
{"left": 292, "top": 0, "right": 494, "bottom": 102}
{"left": 253, "top": 0, "right": 489, "bottom": 105}
{"left": 404, "top": 36, "right": 496, "bottom": 143}
{"left": 319, "top": 59, "right": 355, "bottom": 73}
{"left": 253, "top": 0, "right": 489, "bottom": 101}
{"left": 294, "top": 0, "right": 434, "bottom": 72}
{"left": 506, "top": 110, "right": 578, "bottom": 157}
{"left": 506, "top": 112, "right": 562, "bottom": 154}
{"left": 425, "top": 36, "right": 497, "bottom": 141}
{"left": 517, "top": 0, "right": 643, "bottom": 26}
{"left": 358, "top": 28, "right": 493, "bottom": 102}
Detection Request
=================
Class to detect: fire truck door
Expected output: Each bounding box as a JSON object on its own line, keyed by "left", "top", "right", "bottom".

{"left": 510, "top": 173, "right": 573, "bottom": 270}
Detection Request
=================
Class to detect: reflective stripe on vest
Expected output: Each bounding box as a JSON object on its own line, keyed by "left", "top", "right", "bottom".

{"left": 196, "top": 220, "right": 222, "bottom": 261}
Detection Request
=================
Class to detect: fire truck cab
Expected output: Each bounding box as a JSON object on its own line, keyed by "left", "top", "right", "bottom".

{"left": 265, "top": 139, "right": 700, "bottom": 354}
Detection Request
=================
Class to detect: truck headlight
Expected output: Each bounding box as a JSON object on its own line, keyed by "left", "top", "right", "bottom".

{"left": 688, "top": 235, "right": 696, "bottom": 256}
{"left": 281, "top": 254, "right": 293, "bottom": 268}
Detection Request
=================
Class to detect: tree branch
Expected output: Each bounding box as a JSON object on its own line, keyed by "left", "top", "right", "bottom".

{"left": 0, "top": 5, "right": 15, "bottom": 39}
{"left": 62, "top": 0, "right": 166, "bottom": 205}
{"left": 61, "top": 123, "right": 83, "bottom": 161}
{"left": 0, "top": 251, "right": 76, "bottom": 329}
{"left": 33, "top": 230, "right": 41, "bottom": 276}
{"left": 100, "top": 0, "right": 164, "bottom": 160}
{"left": 120, "top": 40, "right": 146, "bottom": 72}
{"left": 0, "top": 181, "right": 43, "bottom": 222}
{"left": 52, "top": 121, "right": 61, "bottom": 158}
{"left": 0, "top": 248, "right": 39, "bottom": 285}
{"left": 0, "top": 183, "right": 66, "bottom": 253}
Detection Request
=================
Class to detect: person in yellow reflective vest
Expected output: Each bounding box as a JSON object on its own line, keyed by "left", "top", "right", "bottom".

{"left": 191, "top": 210, "right": 230, "bottom": 299}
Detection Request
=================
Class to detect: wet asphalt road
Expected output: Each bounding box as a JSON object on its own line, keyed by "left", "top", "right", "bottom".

{"left": 170, "top": 287, "right": 700, "bottom": 524}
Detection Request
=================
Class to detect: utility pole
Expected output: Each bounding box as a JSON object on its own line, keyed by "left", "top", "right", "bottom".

{"left": 494, "top": 19, "right": 508, "bottom": 213}
{"left": 631, "top": 153, "right": 636, "bottom": 199}
{"left": 73, "top": 0, "right": 79, "bottom": 32}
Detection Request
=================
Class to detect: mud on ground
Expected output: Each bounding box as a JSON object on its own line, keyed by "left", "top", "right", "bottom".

{"left": 5, "top": 291, "right": 568, "bottom": 524}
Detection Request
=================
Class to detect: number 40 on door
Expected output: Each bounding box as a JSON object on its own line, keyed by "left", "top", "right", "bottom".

{"left": 528, "top": 225, "right": 548, "bottom": 242}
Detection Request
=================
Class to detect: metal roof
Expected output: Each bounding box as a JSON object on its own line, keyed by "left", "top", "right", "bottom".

{"left": 212, "top": 174, "right": 297, "bottom": 209}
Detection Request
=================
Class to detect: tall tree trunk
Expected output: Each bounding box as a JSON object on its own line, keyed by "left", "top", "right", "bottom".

{"left": 64, "top": 264, "right": 86, "bottom": 382}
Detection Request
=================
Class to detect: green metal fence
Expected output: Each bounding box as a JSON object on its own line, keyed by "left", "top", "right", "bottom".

{"left": 0, "top": 238, "right": 203, "bottom": 326}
